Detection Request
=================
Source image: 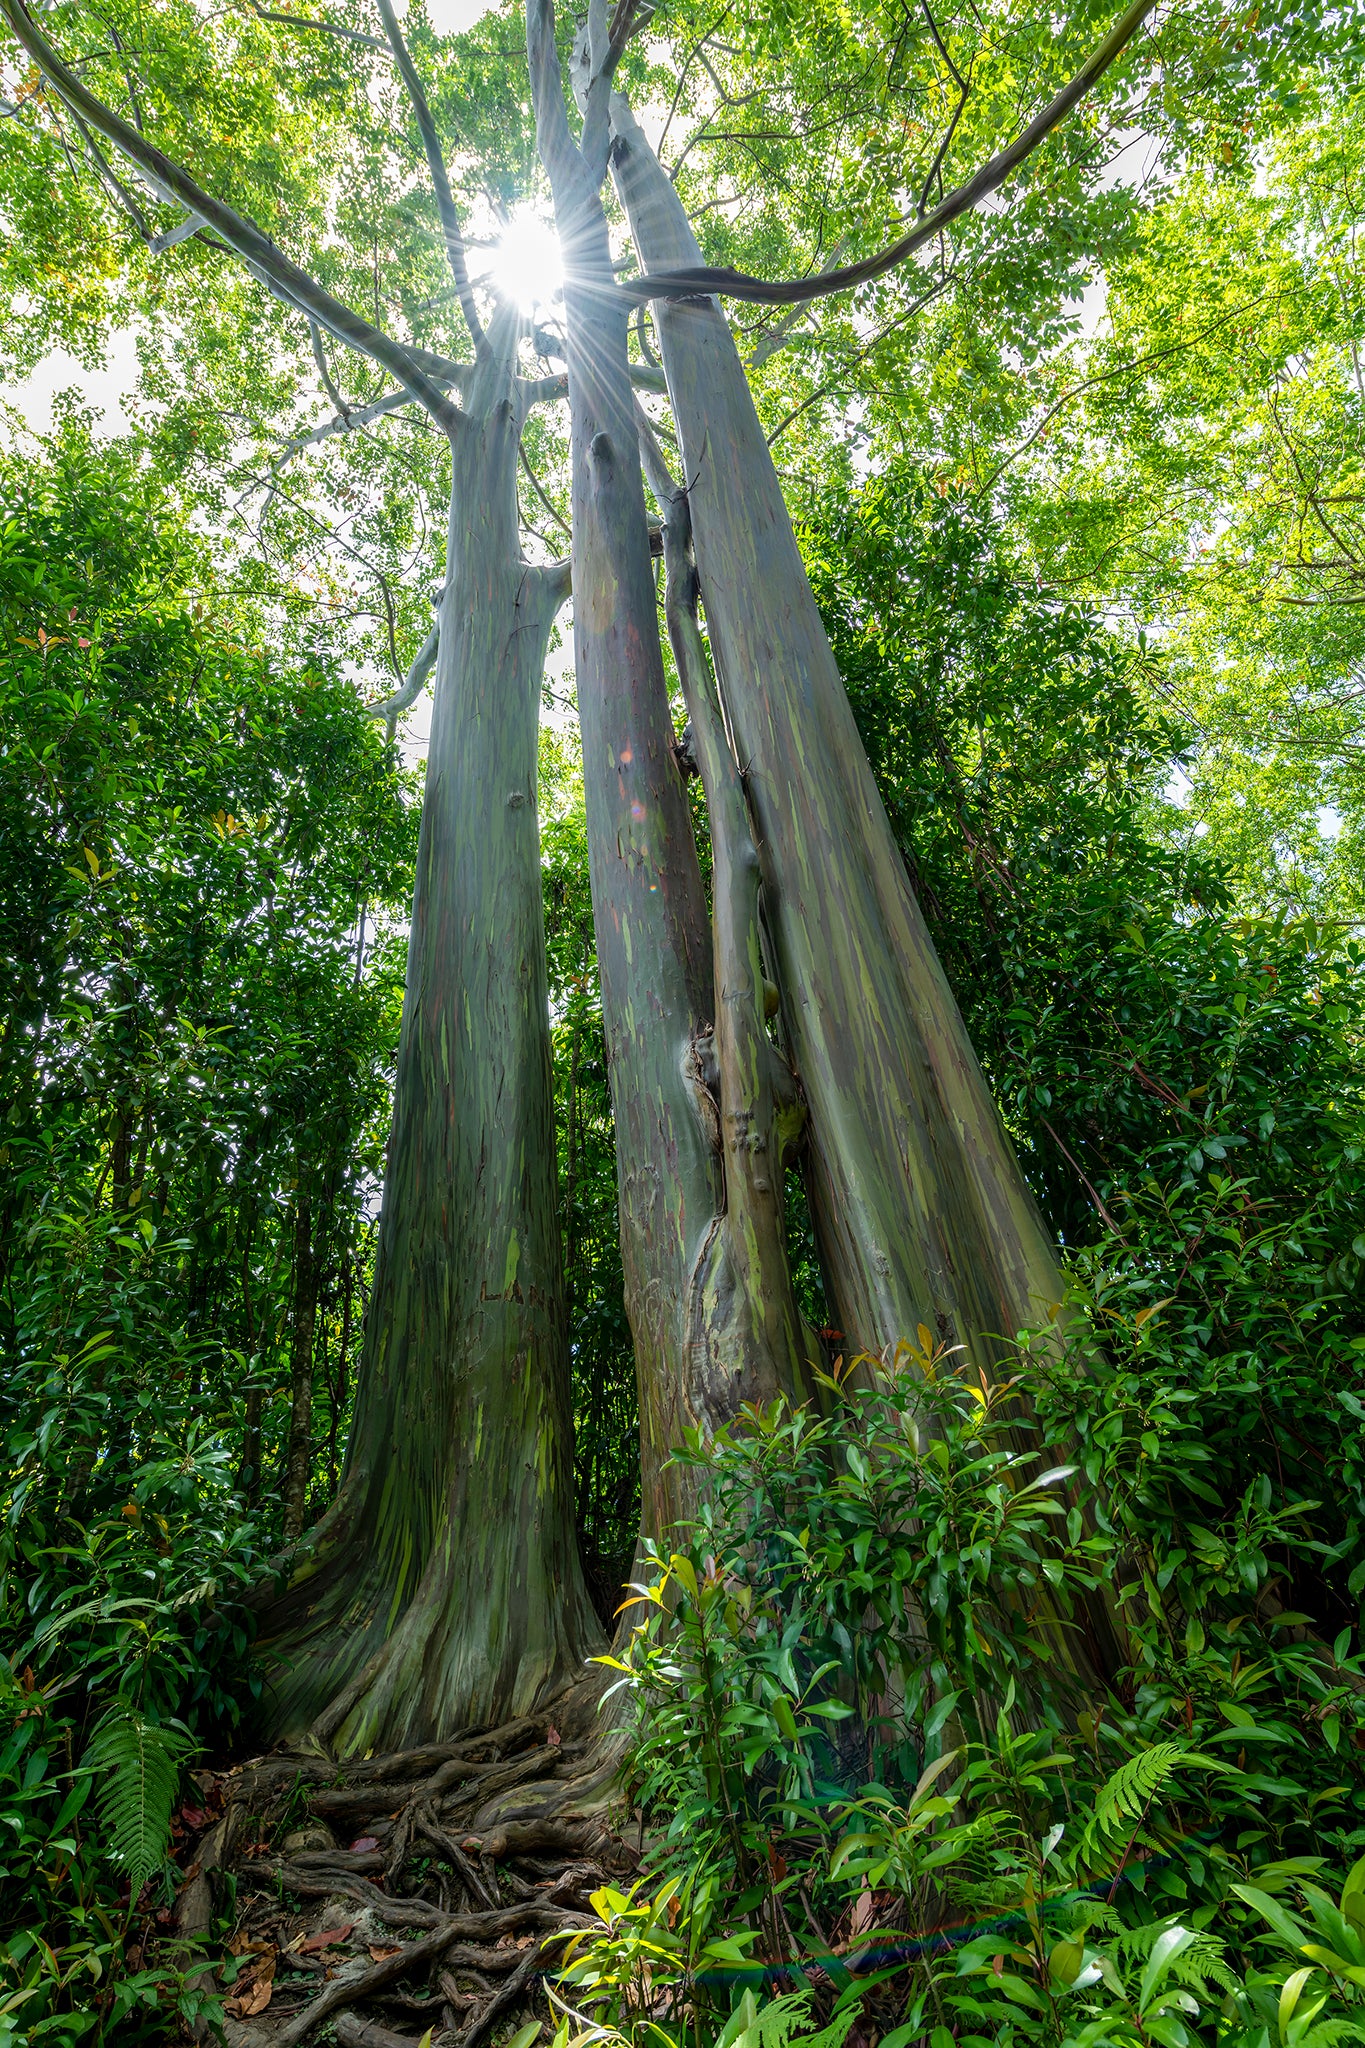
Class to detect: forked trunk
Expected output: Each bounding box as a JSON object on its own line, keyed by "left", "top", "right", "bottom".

{"left": 644, "top": 438, "right": 812, "bottom": 1415}
{"left": 256, "top": 310, "right": 600, "bottom": 1752}
{"left": 610, "top": 100, "right": 1127, "bottom": 1689}
{"left": 610, "top": 100, "right": 1066, "bottom": 1381}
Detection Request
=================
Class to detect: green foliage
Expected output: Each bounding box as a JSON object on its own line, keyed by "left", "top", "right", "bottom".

{"left": 0, "top": 1686, "right": 216, "bottom": 2044}
{"left": 567, "top": 1364, "right": 1365, "bottom": 2048}
{"left": 0, "top": 422, "right": 417, "bottom": 2040}
{"left": 807, "top": 470, "right": 1365, "bottom": 1649}
{"left": 82, "top": 1706, "right": 194, "bottom": 1904}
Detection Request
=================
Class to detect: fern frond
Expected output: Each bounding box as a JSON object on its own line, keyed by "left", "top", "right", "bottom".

{"left": 737, "top": 1994, "right": 858, "bottom": 2048}
{"left": 755, "top": 1999, "right": 856, "bottom": 2048}
{"left": 1074, "top": 1900, "right": 1123, "bottom": 1937}
{"left": 84, "top": 1703, "right": 195, "bottom": 1898}
{"left": 1111, "top": 1921, "right": 1234, "bottom": 1994}
{"left": 1296, "top": 2021, "right": 1365, "bottom": 2048}
{"left": 1082, "top": 1744, "right": 1200, "bottom": 1862}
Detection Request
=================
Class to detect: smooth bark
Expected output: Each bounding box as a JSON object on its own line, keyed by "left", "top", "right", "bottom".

{"left": 282, "top": 1185, "right": 318, "bottom": 1543}
{"left": 528, "top": 0, "right": 714, "bottom": 1541}
{"left": 610, "top": 99, "right": 1066, "bottom": 1375}
{"left": 642, "top": 432, "right": 812, "bottom": 1414}
{"left": 611, "top": 99, "right": 1126, "bottom": 1688}
{"left": 528, "top": 1, "right": 807, "bottom": 1539}
{"left": 257, "top": 309, "right": 600, "bottom": 1750}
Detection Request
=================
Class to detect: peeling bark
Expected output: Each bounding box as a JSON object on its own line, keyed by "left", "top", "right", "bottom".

{"left": 640, "top": 423, "right": 812, "bottom": 1421}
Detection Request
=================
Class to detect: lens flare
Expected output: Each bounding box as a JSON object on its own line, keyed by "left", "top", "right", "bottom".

{"left": 485, "top": 212, "right": 563, "bottom": 311}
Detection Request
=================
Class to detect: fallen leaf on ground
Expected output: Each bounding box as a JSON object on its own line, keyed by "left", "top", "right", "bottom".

{"left": 368, "top": 1944, "right": 403, "bottom": 1961}
{"left": 294, "top": 1923, "right": 355, "bottom": 1954}
{"left": 227, "top": 1951, "right": 276, "bottom": 2018}
{"left": 228, "top": 1934, "right": 275, "bottom": 1958}
{"left": 350, "top": 1835, "right": 380, "bottom": 1853}
{"left": 849, "top": 1886, "right": 876, "bottom": 1938}
{"left": 546, "top": 1726, "right": 561, "bottom": 1746}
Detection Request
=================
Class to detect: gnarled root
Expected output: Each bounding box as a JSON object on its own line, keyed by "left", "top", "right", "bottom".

{"left": 178, "top": 1680, "right": 634, "bottom": 2047}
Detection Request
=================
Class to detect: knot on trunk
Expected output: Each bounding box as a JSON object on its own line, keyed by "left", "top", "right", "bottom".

{"left": 671, "top": 717, "right": 699, "bottom": 781}
{"left": 682, "top": 1026, "right": 721, "bottom": 1152}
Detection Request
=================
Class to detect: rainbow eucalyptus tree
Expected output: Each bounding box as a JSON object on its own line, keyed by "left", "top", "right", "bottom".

{"left": 0, "top": 0, "right": 602, "bottom": 1751}
{"left": 594, "top": 67, "right": 1148, "bottom": 1688}
{"left": 525, "top": 0, "right": 812, "bottom": 1539}
{"left": 600, "top": 0, "right": 1155, "bottom": 1397}
{"left": 0, "top": 0, "right": 1164, "bottom": 1743}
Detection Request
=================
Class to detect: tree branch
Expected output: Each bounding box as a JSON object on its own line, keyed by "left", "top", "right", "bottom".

{"left": 0, "top": 0, "right": 462, "bottom": 430}
{"left": 519, "top": 443, "right": 572, "bottom": 536}
{"left": 620, "top": 0, "right": 1157, "bottom": 306}
{"left": 374, "top": 0, "right": 485, "bottom": 352}
{"left": 526, "top": 0, "right": 581, "bottom": 190}
{"left": 248, "top": 2, "right": 390, "bottom": 51}
{"left": 368, "top": 620, "right": 439, "bottom": 738}
{"left": 309, "top": 318, "right": 352, "bottom": 422}
{"left": 916, "top": 0, "right": 970, "bottom": 217}
{"left": 277, "top": 385, "right": 437, "bottom": 468}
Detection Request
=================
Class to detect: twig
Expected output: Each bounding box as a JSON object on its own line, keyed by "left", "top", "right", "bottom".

{"left": 374, "top": 0, "right": 485, "bottom": 351}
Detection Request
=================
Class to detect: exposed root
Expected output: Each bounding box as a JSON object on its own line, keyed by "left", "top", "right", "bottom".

{"left": 172, "top": 1686, "right": 634, "bottom": 2047}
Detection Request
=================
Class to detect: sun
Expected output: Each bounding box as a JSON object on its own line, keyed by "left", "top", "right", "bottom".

{"left": 484, "top": 211, "right": 563, "bottom": 312}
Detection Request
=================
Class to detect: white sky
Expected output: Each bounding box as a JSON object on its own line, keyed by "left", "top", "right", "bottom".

{"left": 423, "top": 0, "right": 498, "bottom": 34}
{"left": 7, "top": 328, "right": 141, "bottom": 437}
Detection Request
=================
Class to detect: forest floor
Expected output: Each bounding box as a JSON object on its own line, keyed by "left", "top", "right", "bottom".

{"left": 170, "top": 1699, "right": 635, "bottom": 2048}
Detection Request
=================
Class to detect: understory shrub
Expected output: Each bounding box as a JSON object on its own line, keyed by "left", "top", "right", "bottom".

{"left": 564, "top": 1339, "right": 1365, "bottom": 2048}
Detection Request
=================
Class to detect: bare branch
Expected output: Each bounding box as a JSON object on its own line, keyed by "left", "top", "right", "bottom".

{"left": 0, "top": 0, "right": 462, "bottom": 430}
{"left": 519, "top": 443, "right": 572, "bottom": 537}
{"left": 65, "top": 103, "right": 153, "bottom": 236}
{"left": 526, "top": 0, "right": 582, "bottom": 190}
{"left": 537, "top": 556, "right": 573, "bottom": 608}
{"left": 149, "top": 210, "right": 206, "bottom": 253}
{"left": 621, "top": 0, "right": 1157, "bottom": 306}
{"left": 373, "top": 0, "right": 486, "bottom": 352}
{"left": 309, "top": 318, "right": 352, "bottom": 422}
{"left": 743, "top": 239, "right": 846, "bottom": 370}
{"left": 916, "top": 0, "right": 970, "bottom": 217}
{"left": 248, "top": 3, "right": 389, "bottom": 52}
{"left": 278, "top": 386, "right": 428, "bottom": 467}
{"left": 368, "top": 619, "right": 439, "bottom": 738}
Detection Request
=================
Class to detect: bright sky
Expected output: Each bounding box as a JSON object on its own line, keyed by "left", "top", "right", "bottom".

{"left": 424, "top": 0, "right": 497, "bottom": 34}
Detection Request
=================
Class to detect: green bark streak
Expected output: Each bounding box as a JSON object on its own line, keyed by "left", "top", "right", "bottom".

{"left": 610, "top": 100, "right": 1062, "bottom": 1378}
{"left": 257, "top": 308, "right": 599, "bottom": 1752}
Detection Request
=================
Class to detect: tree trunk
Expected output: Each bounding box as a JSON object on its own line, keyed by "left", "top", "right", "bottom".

{"left": 610, "top": 100, "right": 1070, "bottom": 1381}
{"left": 647, "top": 446, "right": 812, "bottom": 1413}
{"left": 254, "top": 306, "right": 601, "bottom": 1752}
{"left": 528, "top": 1, "right": 805, "bottom": 1542}
{"left": 610, "top": 99, "right": 1127, "bottom": 1690}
